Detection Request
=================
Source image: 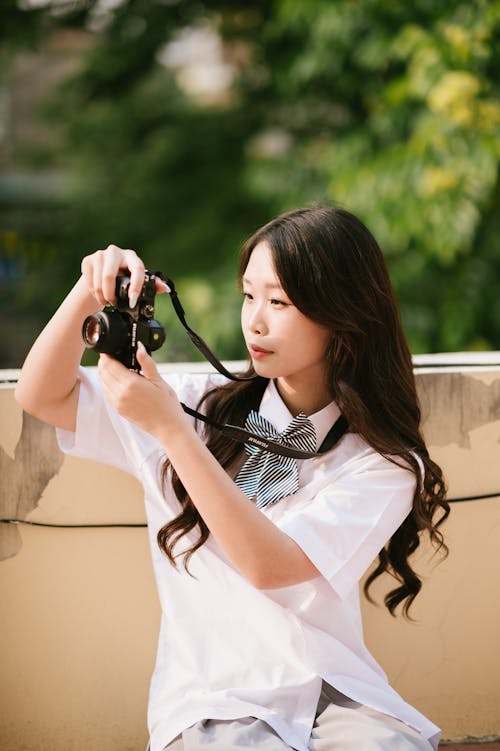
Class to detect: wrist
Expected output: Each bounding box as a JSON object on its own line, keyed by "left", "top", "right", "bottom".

{"left": 156, "top": 410, "right": 199, "bottom": 454}
{"left": 74, "top": 275, "right": 102, "bottom": 313}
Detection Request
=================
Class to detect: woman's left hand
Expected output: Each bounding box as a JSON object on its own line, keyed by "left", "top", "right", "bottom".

{"left": 97, "top": 342, "right": 189, "bottom": 443}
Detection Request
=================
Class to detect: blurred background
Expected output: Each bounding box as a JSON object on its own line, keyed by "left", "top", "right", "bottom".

{"left": 1, "top": 0, "right": 500, "bottom": 368}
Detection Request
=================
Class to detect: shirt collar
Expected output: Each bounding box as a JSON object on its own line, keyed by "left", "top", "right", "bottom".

{"left": 258, "top": 379, "right": 341, "bottom": 451}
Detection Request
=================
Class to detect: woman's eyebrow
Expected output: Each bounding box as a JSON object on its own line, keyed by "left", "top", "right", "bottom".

{"left": 241, "top": 276, "right": 283, "bottom": 290}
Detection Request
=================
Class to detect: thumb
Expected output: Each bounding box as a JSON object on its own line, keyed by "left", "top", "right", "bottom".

{"left": 136, "top": 341, "right": 161, "bottom": 382}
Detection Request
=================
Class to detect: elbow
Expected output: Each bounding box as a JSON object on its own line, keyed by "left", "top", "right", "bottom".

{"left": 241, "top": 558, "right": 278, "bottom": 590}
{"left": 14, "top": 381, "right": 30, "bottom": 412}
{"left": 249, "top": 569, "right": 302, "bottom": 590}
{"left": 14, "top": 379, "right": 77, "bottom": 432}
{"left": 14, "top": 380, "right": 37, "bottom": 417}
{"left": 14, "top": 380, "right": 48, "bottom": 422}
{"left": 246, "top": 553, "right": 321, "bottom": 591}
{"left": 246, "top": 563, "right": 297, "bottom": 590}
{"left": 248, "top": 570, "right": 274, "bottom": 590}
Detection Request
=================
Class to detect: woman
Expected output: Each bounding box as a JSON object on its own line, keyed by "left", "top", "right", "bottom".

{"left": 16, "top": 206, "right": 448, "bottom": 751}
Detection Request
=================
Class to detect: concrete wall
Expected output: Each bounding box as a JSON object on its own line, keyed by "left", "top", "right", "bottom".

{"left": 1, "top": 356, "right": 500, "bottom": 750}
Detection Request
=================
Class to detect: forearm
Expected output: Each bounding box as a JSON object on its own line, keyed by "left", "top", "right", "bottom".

{"left": 160, "top": 421, "right": 320, "bottom": 588}
{"left": 15, "top": 276, "right": 99, "bottom": 425}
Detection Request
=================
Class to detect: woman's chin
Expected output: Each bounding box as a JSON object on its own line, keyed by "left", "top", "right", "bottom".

{"left": 250, "top": 359, "right": 275, "bottom": 378}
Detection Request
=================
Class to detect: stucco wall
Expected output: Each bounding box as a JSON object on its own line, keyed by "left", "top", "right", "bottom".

{"left": 1, "top": 356, "right": 500, "bottom": 750}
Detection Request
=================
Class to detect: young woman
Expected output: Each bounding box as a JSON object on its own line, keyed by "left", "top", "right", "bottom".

{"left": 15, "top": 206, "right": 448, "bottom": 751}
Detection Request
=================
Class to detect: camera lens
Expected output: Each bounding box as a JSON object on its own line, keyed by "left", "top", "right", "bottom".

{"left": 83, "top": 316, "right": 104, "bottom": 346}
{"left": 82, "top": 313, "right": 109, "bottom": 348}
{"left": 82, "top": 310, "right": 130, "bottom": 355}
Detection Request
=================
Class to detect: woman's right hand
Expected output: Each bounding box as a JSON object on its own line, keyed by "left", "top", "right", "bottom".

{"left": 80, "top": 244, "right": 168, "bottom": 310}
{"left": 16, "top": 245, "right": 147, "bottom": 430}
{"left": 15, "top": 244, "right": 170, "bottom": 431}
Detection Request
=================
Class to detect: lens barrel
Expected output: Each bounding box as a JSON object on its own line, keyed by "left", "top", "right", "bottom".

{"left": 82, "top": 315, "right": 103, "bottom": 346}
{"left": 82, "top": 311, "right": 131, "bottom": 354}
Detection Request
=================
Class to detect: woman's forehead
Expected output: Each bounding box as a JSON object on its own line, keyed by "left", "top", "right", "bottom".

{"left": 242, "top": 242, "right": 280, "bottom": 282}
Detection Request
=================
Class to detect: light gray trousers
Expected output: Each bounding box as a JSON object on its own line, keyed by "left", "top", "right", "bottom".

{"left": 154, "top": 684, "right": 434, "bottom": 751}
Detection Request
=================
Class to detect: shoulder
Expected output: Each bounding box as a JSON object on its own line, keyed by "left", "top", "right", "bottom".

{"left": 320, "top": 432, "right": 417, "bottom": 490}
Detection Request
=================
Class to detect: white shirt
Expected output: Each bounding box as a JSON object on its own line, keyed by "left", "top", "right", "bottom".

{"left": 57, "top": 369, "right": 440, "bottom": 751}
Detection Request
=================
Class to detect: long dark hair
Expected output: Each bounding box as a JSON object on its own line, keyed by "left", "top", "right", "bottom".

{"left": 158, "top": 206, "right": 449, "bottom": 617}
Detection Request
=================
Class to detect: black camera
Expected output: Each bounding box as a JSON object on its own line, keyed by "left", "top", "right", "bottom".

{"left": 82, "top": 271, "right": 166, "bottom": 370}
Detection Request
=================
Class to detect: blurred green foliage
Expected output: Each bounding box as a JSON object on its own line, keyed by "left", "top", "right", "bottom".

{"left": 1, "top": 0, "right": 500, "bottom": 367}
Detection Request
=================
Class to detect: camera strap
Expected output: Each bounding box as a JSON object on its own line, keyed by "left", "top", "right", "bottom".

{"left": 155, "top": 273, "right": 255, "bottom": 381}
{"left": 181, "top": 403, "right": 348, "bottom": 459}
{"left": 153, "top": 272, "right": 349, "bottom": 459}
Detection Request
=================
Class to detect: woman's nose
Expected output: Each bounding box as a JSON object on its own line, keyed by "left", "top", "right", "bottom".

{"left": 248, "top": 302, "right": 268, "bottom": 335}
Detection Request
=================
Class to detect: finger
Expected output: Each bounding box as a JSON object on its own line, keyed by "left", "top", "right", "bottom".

{"left": 101, "top": 247, "right": 123, "bottom": 304}
{"left": 80, "top": 255, "right": 96, "bottom": 299}
{"left": 91, "top": 251, "right": 107, "bottom": 308}
{"left": 81, "top": 252, "right": 105, "bottom": 306}
{"left": 95, "top": 253, "right": 112, "bottom": 308}
{"left": 97, "top": 244, "right": 145, "bottom": 307}
{"left": 136, "top": 341, "right": 160, "bottom": 381}
{"left": 97, "top": 353, "right": 128, "bottom": 386}
{"left": 98, "top": 354, "right": 139, "bottom": 407}
{"left": 155, "top": 278, "right": 171, "bottom": 294}
{"left": 122, "top": 249, "right": 146, "bottom": 308}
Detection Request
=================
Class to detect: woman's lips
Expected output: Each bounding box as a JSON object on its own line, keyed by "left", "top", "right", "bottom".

{"left": 249, "top": 344, "right": 273, "bottom": 359}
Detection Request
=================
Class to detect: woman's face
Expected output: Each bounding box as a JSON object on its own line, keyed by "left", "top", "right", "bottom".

{"left": 241, "top": 242, "right": 332, "bottom": 413}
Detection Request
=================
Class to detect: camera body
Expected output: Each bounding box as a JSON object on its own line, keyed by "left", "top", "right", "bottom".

{"left": 82, "top": 271, "right": 166, "bottom": 370}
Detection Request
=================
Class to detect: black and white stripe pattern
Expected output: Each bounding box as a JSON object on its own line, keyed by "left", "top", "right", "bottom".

{"left": 234, "top": 411, "right": 317, "bottom": 508}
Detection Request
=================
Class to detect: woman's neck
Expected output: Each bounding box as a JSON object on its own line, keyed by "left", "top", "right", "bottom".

{"left": 274, "top": 377, "right": 332, "bottom": 417}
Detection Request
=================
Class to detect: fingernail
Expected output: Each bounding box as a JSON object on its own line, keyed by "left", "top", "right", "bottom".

{"left": 129, "top": 291, "right": 139, "bottom": 308}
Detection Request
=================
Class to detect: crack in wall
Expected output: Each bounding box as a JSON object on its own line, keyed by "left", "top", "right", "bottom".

{"left": 416, "top": 373, "right": 500, "bottom": 449}
{"left": 0, "top": 412, "right": 64, "bottom": 560}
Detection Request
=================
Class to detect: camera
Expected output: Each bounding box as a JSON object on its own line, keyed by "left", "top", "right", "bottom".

{"left": 82, "top": 271, "right": 166, "bottom": 370}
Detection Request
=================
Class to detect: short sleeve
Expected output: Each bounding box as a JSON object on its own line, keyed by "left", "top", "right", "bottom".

{"left": 56, "top": 367, "right": 141, "bottom": 475}
{"left": 56, "top": 366, "right": 228, "bottom": 477}
{"left": 278, "top": 449, "right": 417, "bottom": 599}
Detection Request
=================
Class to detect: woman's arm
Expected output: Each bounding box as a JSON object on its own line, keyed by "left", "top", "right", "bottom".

{"left": 15, "top": 276, "right": 98, "bottom": 430}
{"left": 97, "top": 344, "right": 321, "bottom": 589}
{"left": 15, "top": 246, "right": 148, "bottom": 431}
{"left": 162, "top": 414, "right": 322, "bottom": 589}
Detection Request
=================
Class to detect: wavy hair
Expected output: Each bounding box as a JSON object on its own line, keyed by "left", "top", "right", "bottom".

{"left": 158, "top": 206, "right": 449, "bottom": 617}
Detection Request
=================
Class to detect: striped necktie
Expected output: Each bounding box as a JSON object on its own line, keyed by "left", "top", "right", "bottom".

{"left": 234, "top": 411, "right": 317, "bottom": 508}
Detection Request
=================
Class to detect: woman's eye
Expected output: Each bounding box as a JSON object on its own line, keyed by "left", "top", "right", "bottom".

{"left": 242, "top": 291, "right": 287, "bottom": 306}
